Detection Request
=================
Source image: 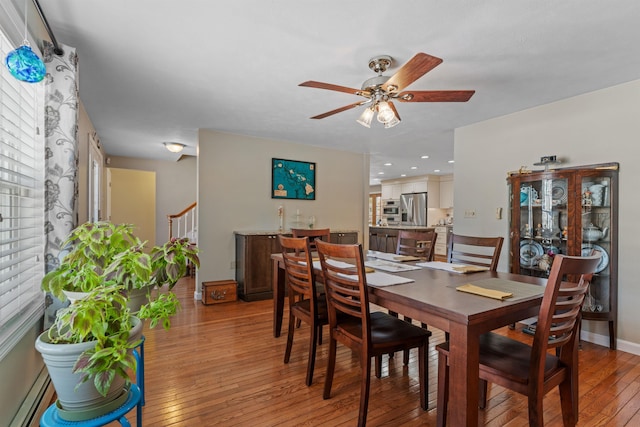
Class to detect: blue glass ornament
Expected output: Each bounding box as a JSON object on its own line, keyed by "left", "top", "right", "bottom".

{"left": 5, "top": 44, "right": 46, "bottom": 83}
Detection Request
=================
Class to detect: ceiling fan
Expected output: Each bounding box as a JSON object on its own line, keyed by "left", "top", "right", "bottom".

{"left": 299, "top": 52, "right": 475, "bottom": 128}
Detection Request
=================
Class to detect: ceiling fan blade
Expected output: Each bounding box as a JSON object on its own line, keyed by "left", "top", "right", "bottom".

{"left": 310, "top": 101, "right": 369, "bottom": 119}
{"left": 299, "top": 81, "right": 362, "bottom": 96}
{"left": 397, "top": 90, "right": 475, "bottom": 102}
{"left": 382, "top": 53, "right": 443, "bottom": 93}
{"left": 388, "top": 101, "right": 401, "bottom": 121}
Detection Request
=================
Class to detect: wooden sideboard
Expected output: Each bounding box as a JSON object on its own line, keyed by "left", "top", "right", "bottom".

{"left": 235, "top": 230, "right": 358, "bottom": 301}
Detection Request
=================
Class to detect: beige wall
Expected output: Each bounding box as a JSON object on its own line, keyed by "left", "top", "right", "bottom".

{"left": 454, "top": 79, "right": 640, "bottom": 353}
{"left": 107, "top": 156, "right": 197, "bottom": 244}
{"left": 197, "top": 130, "right": 369, "bottom": 294}
{"left": 108, "top": 168, "right": 156, "bottom": 247}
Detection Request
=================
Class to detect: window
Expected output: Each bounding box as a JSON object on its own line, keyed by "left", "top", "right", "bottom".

{"left": 0, "top": 28, "right": 45, "bottom": 361}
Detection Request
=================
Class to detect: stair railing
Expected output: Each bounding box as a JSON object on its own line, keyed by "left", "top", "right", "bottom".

{"left": 168, "top": 202, "right": 197, "bottom": 242}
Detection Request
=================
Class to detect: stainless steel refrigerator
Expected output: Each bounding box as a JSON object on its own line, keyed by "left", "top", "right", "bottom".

{"left": 400, "top": 192, "right": 428, "bottom": 226}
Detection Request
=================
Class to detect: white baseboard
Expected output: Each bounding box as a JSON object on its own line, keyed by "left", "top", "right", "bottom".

{"left": 193, "top": 290, "right": 202, "bottom": 300}
{"left": 580, "top": 330, "right": 640, "bottom": 356}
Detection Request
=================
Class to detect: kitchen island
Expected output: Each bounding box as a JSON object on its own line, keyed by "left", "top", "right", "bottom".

{"left": 369, "top": 225, "right": 453, "bottom": 261}
{"left": 368, "top": 225, "right": 435, "bottom": 253}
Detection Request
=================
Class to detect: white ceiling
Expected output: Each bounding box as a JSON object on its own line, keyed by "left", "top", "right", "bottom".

{"left": 37, "top": 1, "right": 640, "bottom": 184}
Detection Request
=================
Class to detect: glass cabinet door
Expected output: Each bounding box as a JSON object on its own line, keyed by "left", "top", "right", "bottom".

{"left": 580, "top": 174, "right": 612, "bottom": 314}
{"left": 518, "top": 176, "right": 569, "bottom": 277}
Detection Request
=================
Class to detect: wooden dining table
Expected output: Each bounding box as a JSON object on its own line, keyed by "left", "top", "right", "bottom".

{"left": 270, "top": 253, "right": 546, "bottom": 426}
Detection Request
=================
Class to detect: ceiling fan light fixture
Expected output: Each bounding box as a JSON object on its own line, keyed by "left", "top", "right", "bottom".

{"left": 384, "top": 114, "right": 401, "bottom": 129}
{"left": 376, "top": 101, "right": 395, "bottom": 124}
{"left": 356, "top": 107, "right": 374, "bottom": 128}
{"left": 164, "top": 142, "right": 185, "bottom": 153}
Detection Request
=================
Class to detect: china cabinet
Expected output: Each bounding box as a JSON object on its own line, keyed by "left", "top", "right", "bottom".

{"left": 507, "top": 162, "right": 618, "bottom": 349}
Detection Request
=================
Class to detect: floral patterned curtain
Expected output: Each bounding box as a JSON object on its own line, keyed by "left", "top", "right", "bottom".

{"left": 42, "top": 41, "right": 79, "bottom": 324}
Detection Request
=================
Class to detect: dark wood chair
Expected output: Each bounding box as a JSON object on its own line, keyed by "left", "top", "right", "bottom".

{"left": 291, "top": 228, "right": 330, "bottom": 251}
{"left": 392, "top": 229, "right": 437, "bottom": 363}
{"left": 447, "top": 233, "right": 504, "bottom": 271}
{"left": 436, "top": 254, "right": 600, "bottom": 427}
{"left": 396, "top": 229, "right": 437, "bottom": 260}
{"left": 279, "top": 235, "right": 328, "bottom": 386}
{"left": 316, "top": 240, "right": 431, "bottom": 427}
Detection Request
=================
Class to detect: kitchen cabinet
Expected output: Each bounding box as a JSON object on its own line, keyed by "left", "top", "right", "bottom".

{"left": 331, "top": 231, "right": 358, "bottom": 244}
{"left": 507, "top": 162, "right": 619, "bottom": 349}
{"left": 381, "top": 183, "right": 402, "bottom": 200}
{"left": 368, "top": 227, "right": 398, "bottom": 252}
{"left": 401, "top": 181, "right": 428, "bottom": 194}
{"left": 235, "top": 233, "right": 281, "bottom": 301}
{"left": 439, "top": 179, "right": 454, "bottom": 208}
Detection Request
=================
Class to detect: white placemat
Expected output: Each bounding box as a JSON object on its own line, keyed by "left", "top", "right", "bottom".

{"left": 366, "top": 251, "right": 422, "bottom": 262}
{"left": 416, "top": 261, "right": 489, "bottom": 274}
{"left": 365, "top": 259, "right": 422, "bottom": 272}
{"left": 313, "top": 260, "right": 414, "bottom": 287}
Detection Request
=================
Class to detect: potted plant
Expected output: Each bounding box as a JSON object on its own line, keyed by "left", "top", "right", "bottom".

{"left": 37, "top": 221, "right": 199, "bottom": 418}
{"left": 35, "top": 283, "right": 143, "bottom": 418}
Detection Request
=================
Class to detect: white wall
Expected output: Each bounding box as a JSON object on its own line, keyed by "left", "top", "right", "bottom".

{"left": 454, "top": 79, "right": 640, "bottom": 351}
{"left": 197, "top": 130, "right": 369, "bottom": 293}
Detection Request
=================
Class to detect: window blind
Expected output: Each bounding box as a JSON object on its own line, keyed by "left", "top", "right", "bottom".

{"left": 0, "top": 28, "right": 45, "bottom": 361}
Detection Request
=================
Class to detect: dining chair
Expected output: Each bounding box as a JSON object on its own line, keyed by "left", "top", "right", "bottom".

{"left": 279, "top": 235, "right": 328, "bottom": 386}
{"left": 291, "top": 228, "right": 331, "bottom": 251}
{"left": 435, "top": 254, "right": 600, "bottom": 427}
{"left": 316, "top": 240, "right": 431, "bottom": 427}
{"left": 392, "top": 229, "right": 437, "bottom": 363}
{"left": 447, "top": 233, "right": 504, "bottom": 271}
{"left": 396, "top": 229, "right": 437, "bottom": 259}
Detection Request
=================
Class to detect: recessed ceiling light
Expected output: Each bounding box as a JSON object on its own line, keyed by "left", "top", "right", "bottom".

{"left": 378, "top": 172, "right": 384, "bottom": 175}
{"left": 421, "top": 155, "right": 429, "bottom": 159}
{"left": 434, "top": 169, "right": 441, "bottom": 173}
{"left": 410, "top": 166, "right": 417, "bottom": 170}
{"left": 384, "top": 162, "right": 392, "bottom": 166}
{"left": 448, "top": 160, "right": 455, "bottom": 163}
{"left": 400, "top": 174, "right": 407, "bottom": 177}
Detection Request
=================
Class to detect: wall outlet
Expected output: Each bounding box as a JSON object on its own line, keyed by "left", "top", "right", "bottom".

{"left": 464, "top": 209, "right": 476, "bottom": 218}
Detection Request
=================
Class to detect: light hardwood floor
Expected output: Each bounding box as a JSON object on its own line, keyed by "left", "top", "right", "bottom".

{"left": 127, "top": 277, "right": 640, "bottom": 426}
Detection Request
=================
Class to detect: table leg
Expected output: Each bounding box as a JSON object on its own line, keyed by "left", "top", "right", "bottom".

{"left": 272, "top": 258, "right": 285, "bottom": 337}
{"left": 447, "top": 323, "right": 480, "bottom": 427}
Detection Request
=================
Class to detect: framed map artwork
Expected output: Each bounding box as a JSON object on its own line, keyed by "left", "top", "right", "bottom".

{"left": 272, "top": 158, "right": 316, "bottom": 200}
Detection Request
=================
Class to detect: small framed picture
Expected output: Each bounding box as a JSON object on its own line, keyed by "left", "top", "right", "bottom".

{"left": 272, "top": 158, "right": 316, "bottom": 200}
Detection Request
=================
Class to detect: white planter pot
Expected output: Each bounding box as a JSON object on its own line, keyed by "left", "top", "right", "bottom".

{"left": 35, "top": 317, "right": 143, "bottom": 418}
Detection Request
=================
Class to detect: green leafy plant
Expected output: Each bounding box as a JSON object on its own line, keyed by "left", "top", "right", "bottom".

{"left": 42, "top": 221, "right": 200, "bottom": 300}
{"left": 40, "top": 221, "right": 200, "bottom": 396}
{"left": 47, "top": 284, "right": 140, "bottom": 396}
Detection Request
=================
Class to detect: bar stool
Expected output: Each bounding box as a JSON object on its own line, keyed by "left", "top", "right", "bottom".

{"left": 40, "top": 338, "right": 145, "bottom": 427}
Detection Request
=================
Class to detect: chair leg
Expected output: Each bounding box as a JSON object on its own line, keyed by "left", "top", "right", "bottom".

{"left": 479, "top": 379, "right": 488, "bottom": 409}
{"left": 558, "top": 375, "right": 578, "bottom": 427}
{"left": 418, "top": 342, "right": 428, "bottom": 410}
{"left": 357, "top": 353, "right": 372, "bottom": 427}
{"left": 317, "top": 325, "right": 323, "bottom": 345}
{"left": 323, "top": 337, "right": 337, "bottom": 400}
{"left": 403, "top": 317, "right": 413, "bottom": 365}
{"left": 527, "top": 390, "right": 545, "bottom": 427}
{"left": 284, "top": 313, "right": 296, "bottom": 363}
{"left": 437, "top": 351, "right": 449, "bottom": 427}
{"left": 375, "top": 355, "right": 382, "bottom": 378}
{"left": 305, "top": 321, "right": 318, "bottom": 386}
{"left": 388, "top": 310, "right": 398, "bottom": 359}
